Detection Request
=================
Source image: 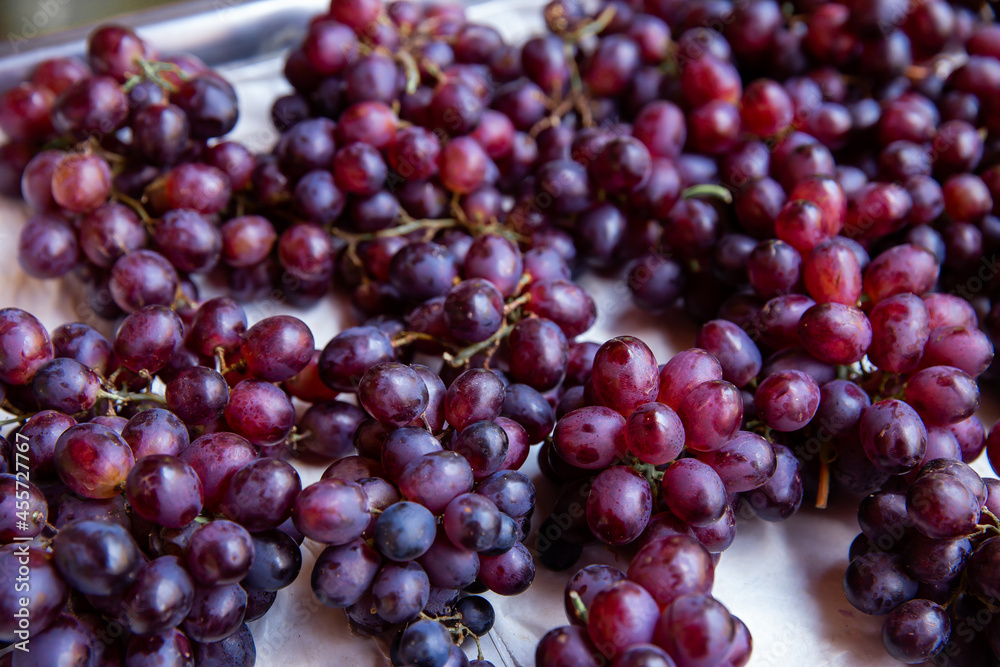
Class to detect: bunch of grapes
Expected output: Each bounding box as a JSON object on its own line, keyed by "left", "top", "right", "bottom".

{"left": 533, "top": 334, "right": 803, "bottom": 576}
{"left": 4, "top": 0, "right": 1000, "bottom": 664}
{"left": 844, "top": 459, "right": 1000, "bottom": 664}
{"left": 535, "top": 557, "right": 749, "bottom": 666}
{"left": 0, "top": 303, "right": 298, "bottom": 664}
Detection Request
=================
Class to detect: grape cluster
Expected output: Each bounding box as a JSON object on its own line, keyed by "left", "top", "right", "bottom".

{"left": 536, "top": 556, "right": 749, "bottom": 666}
{"left": 0, "top": 305, "right": 304, "bottom": 665}
{"left": 4, "top": 0, "right": 1000, "bottom": 664}
{"left": 533, "top": 335, "right": 802, "bottom": 577}
{"left": 306, "top": 360, "right": 543, "bottom": 660}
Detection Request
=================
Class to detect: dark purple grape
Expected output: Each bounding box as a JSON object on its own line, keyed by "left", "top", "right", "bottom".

{"left": 244, "top": 529, "right": 301, "bottom": 591}
{"left": 182, "top": 583, "right": 247, "bottom": 643}
{"left": 220, "top": 458, "right": 300, "bottom": 532}
{"left": 358, "top": 362, "right": 430, "bottom": 428}
{"left": 745, "top": 443, "right": 803, "bottom": 522}
{"left": 318, "top": 326, "right": 395, "bottom": 392}
{"left": 113, "top": 305, "right": 183, "bottom": 374}
{"left": 178, "top": 432, "right": 257, "bottom": 511}
{"left": 696, "top": 431, "right": 777, "bottom": 493}
{"left": 843, "top": 551, "right": 918, "bottom": 615}
{"left": 676, "top": 380, "right": 743, "bottom": 453}
{"left": 17, "top": 213, "right": 79, "bottom": 279}
{"left": 190, "top": 621, "right": 255, "bottom": 665}
{"left": 586, "top": 580, "right": 658, "bottom": 660}
{"left": 297, "top": 400, "right": 366, "bottom": 460}
{"left": 755, "top": 370, "right": 820, "bottom": 432}
{"left": 398, "top": 451, "right": 475, "bottom": 514}
{"left": 396, "top": 619, "right": 454, "bottom": 667}
{"left": 904, "top": 366, "right": 980, "bottom": 427}
{"left": 535, "top": 625, "right": 602, "bottom": 667}
{"left": 126, "top": 454, "right": 203, "bottom": 529}
{"left": 966, "top": 537, "right": 1000, "bottom": 602}
{"left": 124, "top": 628, "right": 193, "bottom": 666}
{"left": 882, "top": 599, "right": 950, "bottom": 663}
{"left": 292, "top": 478, "right": 369, "bottom": 545}
{"left": 122, "top": 556, "right": 195, "bottom": 635}
{"left": 450, "top": 420, "right": 509, "bottom": 480}
{"left": 51, "top": 322, "right": 112, "bottom": 376}
{"left": 31, "top": 358, "right": 100, "bottom": 414}
{"left": 798, "top": 302, "right": 872, "bottom": 365}
{"left": 695, "top": 320, "right": 762, "bottom": 389}
{"left": 860, "top": 399, "right": 928, "bottom": 475}
{"left": 479, "top": 540, "right": 534, "bottom": 596}
{"left": 172, "top": 75, "right": 238, "bottom": 139}
{"left": 444, "top": 369, "right": 505, "bottom": 432}
{"left": 655, "top": 594, "right": 736, "bottom": 666}
{"left": 52, "top": 76, "right": 128, "bottom": 138}
{"left": 224, "top": 379, "right": 295, "bottom": 446}
{"left": 51, "top": 519, "right": 140, "bottom": 597}
{"left": 374, "top": 501, "right": 437, "bottom": 562}
{"left": 9, "top": 614, "right": 95, "bottom": 666}
{"left": 372, "top": 560, "right": 430, "bottom": 624}
{"left": 587, "top": 466, "right": 653, "bottom": 546}
{"left": 164, "top": 367, "right": 229, "bottom": 427}
{"left": 906, "top": 472, "right": 980, "bottom": 540}
{"left": 524, "top": 279, "right": 597, "bottom": 338}
{"left": 122, "top": 408, "right": 189, "bottom": 459}
{"left": 417, "top": 530, "right": 480, "bottom": 589}
{"left": 186, "top": 520, "right": 254, "bottom": 586}
{"left": 443, "top": 493, "right": 501, "bottom": 552}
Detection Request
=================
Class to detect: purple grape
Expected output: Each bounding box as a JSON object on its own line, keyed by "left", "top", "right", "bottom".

{"left": 553, "top": 406, "right": 627, "bottom": 469}
{"left": 126, "top": 454, "right": 203, "bottom": 529}
{"left": 882, "top": 599, "right": 950, "bottom": 663}
{"left": 312, "top": 538, "right": 381, "bottom": 609}
{"left": 182, "top": 582, "right": 247, "bottom": 643}
{"left": 655, "top": 594, "right": 736, "bottom": 666}
{"left": 178, "top": 432, "right": 257, "bottom": 511}
{"left": 220, "top": 458, "right": 301, "bottom": 532}
{"left": 696, "top": 431, "right": 777, "bottom": 493}
{"left": 374, "top": 501, "right": 437, "bottom": 561}
{"left": 676, "top": 381, "right": 743, "bottom": 452}
{"left": 754, "top": 370, "right": 820, "bottom": 432}
{"left": 121, "top": 408, "right": 189, "bottom": 459}
{"left": 860, "top": 399, "right": 928, "bottom": 474}
{"left": 398, "top": 451, "right": 475, "bottom": 514}
{"left": 843, "top": 551, "right": 918, "bottom": 615}
{"left": 54, "top": 422, "right": 135, "bottom": 499}
{"left": 292, "top": 478, "right": 369, "bottom": 545}
{"left": 122, "top": 555, "right": 195, "bottom": 635}
{"left": 586, "top": 580, "right": 658, "bottom": 660}
{"left": 479, "top": 540, "right": 535, "bottom": 596}
{"left": 444, "top": 369, "right": 505, "bottom": 431}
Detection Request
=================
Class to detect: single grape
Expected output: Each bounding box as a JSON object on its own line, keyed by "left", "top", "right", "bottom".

{"left": 627, "top": 535, "right": 714, "bottom": 607}
{"left": 372, "top": 561, "right": 431, "bottom": 624}
{"left": 587, "top": 466, "right": 653, "bottom": 546}
{"left": 882, "top": 599, "right": 950, "bottom": 663}
{"left": 122, "top": 556, "right": 195, "bottom": 635}
{"left": 374, "top": 501, "right": 437, "bottom": 561}
{"left": 126, "top": 454, "right": 204, "bottom": 529}
{"left": 292, "top": 478, "right": 370, "bottom": 546}
{"left": 587, "top": 580, "right": 659, "bottom": 660}
{"left": 655, "top": 594, "right": 736, "bottom": 666}
{"left": 244, "top": 529, "right": 302, "bottom": 592}
{"left": 312, "top": 538, "right": 381, "bottom": 609}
